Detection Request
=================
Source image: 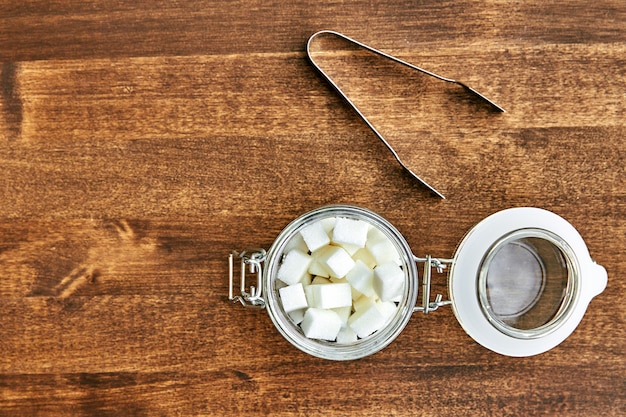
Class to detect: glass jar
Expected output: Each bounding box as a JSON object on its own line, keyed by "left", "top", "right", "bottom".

{"left": 229, "top": 205, "right": 607, "bottom": 360}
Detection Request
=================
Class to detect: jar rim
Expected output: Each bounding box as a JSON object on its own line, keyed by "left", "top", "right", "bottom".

{"left": 477, "top": 228, "right": 580, "bottom": 339}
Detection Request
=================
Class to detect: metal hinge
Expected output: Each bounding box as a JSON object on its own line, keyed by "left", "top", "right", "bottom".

{"left": 414, "top": 255, "right": 453, "bottom": 313}
{"left": 228, "top": 248, "right": 267, "bottom": 309}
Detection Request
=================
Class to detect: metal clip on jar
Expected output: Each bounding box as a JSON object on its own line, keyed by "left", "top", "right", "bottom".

{"left": 228, "top": 205, "right": 607, "bottom": 360}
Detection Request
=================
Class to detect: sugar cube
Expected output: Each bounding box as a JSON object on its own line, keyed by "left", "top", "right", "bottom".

{"left": 313, "top": 245, "right": 355, "bottom": 279}
{"left": 288, "top": 308, "right": 306, "bottom": 325}
{"left": 376, "top": 300, "right": 398, "bottom": 321}
{"left": 366, "top": 228, "right": 400, "bottom": 265}
{"left": 353, "top": 294, "right": 378, "bottom": 312}
{"left": 300, "top": 221, "right": 331, "bottom": 252}
{"left": 306, "top": 283, "right": 352, "bottom": 309}
{"left": 348, "top": 301, "right": 388, "bottom": 338}
{"left": 278, "top": 283, "right": 309, "bottom": 313}
{"left": 300, "top": 274, "right": 312, "bottom": 286}
{"left": 283, "top": 232, "right": 309, "bottom": 254}
{"left": 337, "top": 242, "right": 361, "bottom": 256}
{"left": 332, "top": 306, "right": 352, "bottom": 327}
{"left": 367, "top": 226, "right": 387, "bottom": 243}
{"left": 320, "top": 217, "right": 336, "bottom": 235}
{"left": 277, "top": 249, "right": 313, "bottom": 285}
{"left": 304, "top": 285, "right": 315, "bottom": 306}
{"left": 301, "top": 308, "right": 342, "bottom": 341}
{"left": 373, "top": 261, "right": 405, "bottom": 302}
{"left": 351, "top": 285, "right": 362, "bottom": 301}
{"left": 352, "top": 247, "right": 377, "bottom": 269}
{"left": 308, "top": 260, "right": 330, "bottom": 277}
{"left": 346, "top": 260, "right": 375, "bottom": 297}
{"left": 336, "top": 326, "right": 358, "bottom": 344}
{"left": 332, "top": 217, "right": 369, "bottom": 248}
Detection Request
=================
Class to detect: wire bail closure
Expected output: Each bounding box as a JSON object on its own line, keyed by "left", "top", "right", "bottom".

{"left": 307, "top": 30, "right": 506, "bottom": 199}
{"left": 414, "top": 255, "right": 453, "bottom": 313}
{"left": 228, "top": 249, "right": 267, "bottom": 309}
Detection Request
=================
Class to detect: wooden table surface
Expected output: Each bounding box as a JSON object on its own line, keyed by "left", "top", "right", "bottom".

{"left": 1, "top": 1, "right": 624, "bottom": 415}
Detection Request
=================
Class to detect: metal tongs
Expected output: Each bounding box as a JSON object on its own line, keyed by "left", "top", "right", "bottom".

{"left": 306, "top": 30, "right": 505, "bottom": 199}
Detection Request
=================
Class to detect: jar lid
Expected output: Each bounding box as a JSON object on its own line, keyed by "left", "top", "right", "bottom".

{"left": 448, "top": 208, "right": 607, "bottom": 356}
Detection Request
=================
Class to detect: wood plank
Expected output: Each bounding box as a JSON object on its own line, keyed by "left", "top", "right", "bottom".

{"left": 0, "top": 362, "right": 623, "bottom": 415}
{"left": 1, "top": 1, "right": 624, "bottom": 60}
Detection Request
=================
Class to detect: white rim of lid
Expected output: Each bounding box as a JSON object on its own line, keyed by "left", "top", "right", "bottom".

{"left": 449, "top": 207, "right": 607, "bottom": 357}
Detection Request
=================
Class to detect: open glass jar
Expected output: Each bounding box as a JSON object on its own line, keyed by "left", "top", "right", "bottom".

{"left": 228, "top": 205, "right": 607, "bottom": 360}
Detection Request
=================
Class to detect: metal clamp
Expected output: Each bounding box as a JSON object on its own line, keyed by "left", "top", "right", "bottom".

{"left": 414, "top": 255, "right": 453, "bottom": 313}
{"left": 228, "top": 249, "right": 267, "bottom": 309}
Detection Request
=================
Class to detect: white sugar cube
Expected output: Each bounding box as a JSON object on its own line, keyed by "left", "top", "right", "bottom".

{"left": 313, "top": 245, "right": 355, "bottom": 279}
{"left": 320, "top": 217, "right": 336, "bottom": 235}
{"left": 373, "top": 261, "right": 405, "bottom": 302}
{"left": 301, "top": 308, "right": 342, "bottom": 341}
{"left": 308, "top": 260, "right": 330, "bottom": 277}
{"left": 304, "top": 285, "right": 315, "bottom": 306}
{"left": 336, "top": 326, "right": 358, "bottom": 344}
{"left": 337, "top": 242, "right": 360, "bottom": 256}
{"left": 376, "top": 300, "right": 398, "bottom": 321}
{"left": 332, "top": 306, "right": 352, "bottom": 327}
{"left": 352, "top": 247, "right": 377, "bottom": 269}
{"left": 277, "top": 249, "right": 313, "bottom": 285}
{"left": 283, "top": 232, "right": 309, "bottom": 254}
{"left": 332, "top": 217, "right": 369, "bottom": 248}
{"left": 353, "top": 294, "right": 378, "bottom": 312}
{"left": 366, "top": 231, "right": 400, "bottom": 266}
{"left": 346, "top": 260, "right": 375, "bottom": 297}
{"left": 330, "top": 275, "right": 362, "bottom": 300}
{"left": 300, "top": 274, "right": 312, "bottom": 286}
{"left": 306, "top": 283, "right": 352, "bottom": 309}
{"left": 300, "top": 221, "right": 331, "bottom": 252}
{"left": 367, "top": 226, "right": 387, "bottom": 242}
{"left": 348, "top": 301, "right": 388, "bottom": 338}
{"left": 288, "top": 308, "right": 306, "bottom": 325}
{"left": 303, "top": 281, "right": 329, "bottom": 307}
{"left": 278, "top": 283, "right": 309, "bottom": 313}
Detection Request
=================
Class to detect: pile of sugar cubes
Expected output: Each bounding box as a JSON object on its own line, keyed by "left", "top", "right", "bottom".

{"left": 276, "top": 216, "right": 405, "bottom": 344}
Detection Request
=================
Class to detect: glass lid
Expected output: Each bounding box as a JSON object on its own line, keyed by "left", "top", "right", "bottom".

{"left": 449, "top": 208, "right": 607, "bottom": 357}
{"left": 477, "top": 229, "right": 578, "bottom": 339}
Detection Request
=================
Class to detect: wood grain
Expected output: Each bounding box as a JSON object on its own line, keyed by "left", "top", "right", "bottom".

{"left": 1, "top": 0, "right": 624, "bottom": 415}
